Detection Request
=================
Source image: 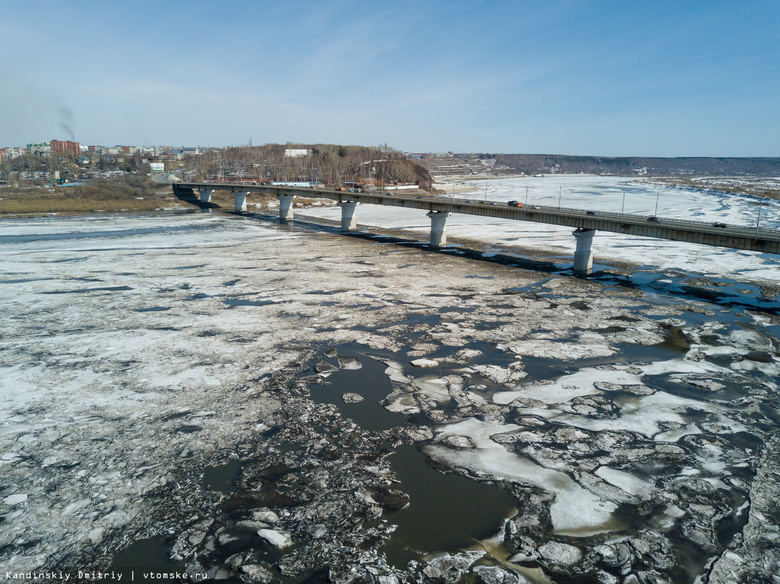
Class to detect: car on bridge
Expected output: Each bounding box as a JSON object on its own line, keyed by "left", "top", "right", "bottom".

{"left": 647, "top": 216, "right": 660, "bottom": 222}
{"left": 507, "top": 201, "right": 523, "bottom": 207}
{"left": 713, "top": 222, "right": 728, "bottom": 228}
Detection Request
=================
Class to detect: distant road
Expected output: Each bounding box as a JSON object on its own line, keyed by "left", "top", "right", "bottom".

{"left": 152, "top": 173, "right": 179, "bottom": 184}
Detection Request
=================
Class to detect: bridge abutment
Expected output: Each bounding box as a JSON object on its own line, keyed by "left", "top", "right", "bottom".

{"left": 428, "top": 211, "right": 452, "bottom": 247}
{"left": 338, "top": 201, "right": 359, "bottom": 231}
{"left": 573, "top": 228, "right": 596, "bottom": 275}
{"left": 197, "top": 189, "right": 214, "bottom": 204}
{"left": 278, "top": 195, "right": 295, "bottom": 222}
{"left": 233, "top": 191, "right": 249, "bottom": 213}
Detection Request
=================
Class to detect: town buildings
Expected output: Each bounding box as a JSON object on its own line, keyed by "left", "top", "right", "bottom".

{"left": 51, "top": 140, "right": 81, "bottom": 156}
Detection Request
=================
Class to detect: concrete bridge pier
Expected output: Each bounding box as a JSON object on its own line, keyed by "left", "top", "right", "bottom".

{"left": 427, "top": 211, "right": 452, "bottom": 247}
{"left": 277, "top": 195, "right": 295, "bottom": 222}
{"left": 338, "top": 201, "right": 359, "bottom": 231}
{"left": 233, "top": 191, "right": 249, "bottom": 213}
{"left": 197, "top": 189, "right": 214, "bottom": 204}
{"left": 573, "top": 228, "right": 596, "bottom": 275}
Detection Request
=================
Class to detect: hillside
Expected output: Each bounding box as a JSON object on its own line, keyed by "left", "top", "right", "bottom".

{"left": 415, "top": 153, "right": 780, "bottom": 178}
{"left": 494, "top": 154, "right": 780, "bottom": 176}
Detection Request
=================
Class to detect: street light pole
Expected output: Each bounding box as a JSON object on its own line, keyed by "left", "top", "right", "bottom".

{"left": 558, "top": 186, "right": 562, "bottom": 209}
{"left": 621, "top": 191, "right": 626, "bottom": 215}
{"left": 525, "top": 186, "right": 529, "bottom": 206}
{"left": 755, "top": 198, "right": 765, "bottom": 240}
{"left": 654, "top": 189, "right": 660, "bottom": 216}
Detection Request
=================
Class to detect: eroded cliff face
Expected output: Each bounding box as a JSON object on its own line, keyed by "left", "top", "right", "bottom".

{"left": 1, "top": 213, "right": 777, "bottom": 583}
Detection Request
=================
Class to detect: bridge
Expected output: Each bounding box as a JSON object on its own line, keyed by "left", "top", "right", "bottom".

{"left": 173, "top": 182, "right": 780, "bottom": 274}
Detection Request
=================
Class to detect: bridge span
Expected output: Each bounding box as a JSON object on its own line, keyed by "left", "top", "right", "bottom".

{"left": 173, "top": 182, "right": 780, "bottom": 274}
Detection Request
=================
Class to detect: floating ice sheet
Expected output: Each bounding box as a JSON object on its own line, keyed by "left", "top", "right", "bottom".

{"left": 425, "top": 418, "right": 620, "bottom": 536}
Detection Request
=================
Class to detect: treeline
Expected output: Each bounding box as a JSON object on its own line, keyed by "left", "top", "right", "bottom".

{"left": 191, "top": 144, "right": 432, "bottom": 187}
{"left": 495, "top": 154, "right": 780, "bottom": 176}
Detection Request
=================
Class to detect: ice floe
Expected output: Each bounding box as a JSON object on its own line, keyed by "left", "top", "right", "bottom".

{"left": 425, "top": 418, "right": 619, "bottom": 536}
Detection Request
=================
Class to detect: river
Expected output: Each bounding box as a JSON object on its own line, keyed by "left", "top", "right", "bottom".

{"left": 1, "top": 177, "right": 778, "bottom": 583}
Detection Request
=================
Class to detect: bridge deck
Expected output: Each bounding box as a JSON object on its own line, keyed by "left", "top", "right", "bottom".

{"left": 175, "top": 183, "right": 780, "bottom": 254}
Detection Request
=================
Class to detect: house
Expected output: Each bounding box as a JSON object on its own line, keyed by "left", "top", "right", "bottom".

{"left": 284, "top": 148, "right": 309, "bottom": 158}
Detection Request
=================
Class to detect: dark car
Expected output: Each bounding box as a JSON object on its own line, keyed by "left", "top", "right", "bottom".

{"left": 647, "top": 216, "right": 660, "bottom": 222}
{"left": 586, "top": 210, "right": 596, "bottom": 216}
{"left": 713, "top": 222, "right": 728, "bottom": 228}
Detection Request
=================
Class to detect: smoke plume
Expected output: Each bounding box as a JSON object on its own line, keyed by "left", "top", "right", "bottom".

{"left": 58, "top": 106, "right": 75, "bottom": 141}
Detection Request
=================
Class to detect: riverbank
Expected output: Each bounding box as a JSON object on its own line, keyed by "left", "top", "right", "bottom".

{"left": 643, "top": 175, "right": 780, "bottom": 202}
{"left": 0, "top": 181, "right": 187, "bottom": 216}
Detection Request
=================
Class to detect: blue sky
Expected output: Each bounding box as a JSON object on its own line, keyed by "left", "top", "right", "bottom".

{"left": 1, "top": 0, "right": 778, "bottom": 156}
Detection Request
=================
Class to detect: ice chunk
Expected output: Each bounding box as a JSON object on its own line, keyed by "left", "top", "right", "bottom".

{"left": 595, "top": 467, "right": 654, "bottom": 498}
{"left": 426, "top": 418, "right": 618, "bottom": 535}
{"left": 411, "top": 358, "right": 439, "bottom": 368}
{"left": 256, "top": 528, "right": 293, "bottom": 548}
{"left": 3, "top": 494, "right": 28, "bottom": 505}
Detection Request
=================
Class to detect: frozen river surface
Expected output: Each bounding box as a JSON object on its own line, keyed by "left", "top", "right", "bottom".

{"left": 1, "top": 197, "right": 779, "bottom": 583}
